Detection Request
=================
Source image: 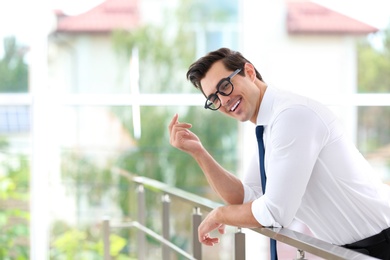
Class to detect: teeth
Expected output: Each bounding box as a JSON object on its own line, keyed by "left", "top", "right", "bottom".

{"left": 231, "top": 99, "right": 240, "bottom": 111}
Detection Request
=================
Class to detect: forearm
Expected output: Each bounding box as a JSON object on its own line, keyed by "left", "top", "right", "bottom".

{"left": 198, "top": 201, "right": 262, "bottom": 246}
{"left": 168, "top": 114, "right": 243, "bottom": 204}
{"left": 191, "top": 147, "right": 244, "bottom": 205}
{"left": 217, "top": 202, "right": 262, "bottom": 228}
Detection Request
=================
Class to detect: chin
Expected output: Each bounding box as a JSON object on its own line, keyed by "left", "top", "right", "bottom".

{"left": 228, "top": 112, "right": 247, "bottom": 122}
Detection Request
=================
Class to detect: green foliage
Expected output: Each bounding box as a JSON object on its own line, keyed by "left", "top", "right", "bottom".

{"left": 60, "top": 149, "right": 113, "bottom": 206}
{"left": 0, "top": 138, "right": 30, "bottom": 259}
{"left": 178, "top": 0, "right": 238, "bottom": 23}
{"left": 357, "top": 25, "right": 390, "bottom": 152}
{"left": 115, "top": 106, "right": 237, "bottom": 195}
{"left": 0, "top": 36, "right": 28, "bottom": 93}
{"left": 112, "top": 0, "right": 196, "bottom": 94}
{"left": 0, "top": 210, "right": 29, "bottom": 260}
{"left": 112, "top": 25, "right": 195, "bottom": 93}
{"left": 50, "top": 226, "right": 129, "bottom": 260}
{"left": 358, "top": 106, "right": 390, "bottom": 152}
{"left": 53, "top": 229, "right": 87, "bottom": 256}
{"left": 357, "top": 27, "right": 390, "bottom": 93}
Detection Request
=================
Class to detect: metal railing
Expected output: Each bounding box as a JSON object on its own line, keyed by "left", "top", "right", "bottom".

{"left": 102, "top": 168, "right": 376, "bottom": 260}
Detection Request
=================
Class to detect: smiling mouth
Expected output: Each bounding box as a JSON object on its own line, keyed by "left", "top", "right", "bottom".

{"left": 230, "top": 99, "right": 241, "bottom": 112}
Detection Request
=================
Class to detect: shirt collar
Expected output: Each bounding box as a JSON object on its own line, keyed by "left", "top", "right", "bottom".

{"left": 256, "top": 85, "right": 276, "bottom": 126}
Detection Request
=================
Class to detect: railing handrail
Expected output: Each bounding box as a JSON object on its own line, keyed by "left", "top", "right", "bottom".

{"left": 114, "top": 168, "right": 223, "bottom": 212}
{"left": 109, "top": 168, "right": 376, "bottom": 260}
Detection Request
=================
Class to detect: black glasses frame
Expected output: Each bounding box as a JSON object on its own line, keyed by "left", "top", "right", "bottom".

{"left": 204, "top": 68, "right": 242, "bottom": 111}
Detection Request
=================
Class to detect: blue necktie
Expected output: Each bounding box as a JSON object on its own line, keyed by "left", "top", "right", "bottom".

{"left": 256, "top": 125, "right": 278, "bottom": 260}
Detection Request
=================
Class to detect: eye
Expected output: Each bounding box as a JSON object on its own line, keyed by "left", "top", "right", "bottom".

{"left": 219, "top": 80, "right": 231, "bottom": 93}
{"left": 209, "top": 94, "right": 219, "bottom": 103}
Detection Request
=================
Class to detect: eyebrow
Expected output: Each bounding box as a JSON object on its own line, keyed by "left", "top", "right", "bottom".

{"left": 204, "top": 77, "right": 226, "bottom": 99}
{"left": 205, "top": 69, "right": 240, "bottom": 98}
{"left": 214, "top": 68, "right": 241, "bottom": 90}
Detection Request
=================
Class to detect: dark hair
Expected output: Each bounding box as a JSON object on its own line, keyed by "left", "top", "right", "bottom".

{"left": 186, "top": 48, "right": 263, "bottom": 95}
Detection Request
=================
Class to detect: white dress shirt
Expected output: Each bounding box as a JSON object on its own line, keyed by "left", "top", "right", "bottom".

{"left": 242, "top": 86, "right": 390, "bottom": 245}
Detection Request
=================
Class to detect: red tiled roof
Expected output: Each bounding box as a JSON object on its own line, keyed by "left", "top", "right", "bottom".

{"left": 55, "top": 0, "right": 139, "bottom": 33}
{"left": 287, "top": 1, "right": 378, "bottom": 34}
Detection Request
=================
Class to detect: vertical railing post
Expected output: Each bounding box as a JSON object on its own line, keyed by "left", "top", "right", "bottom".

{"left": 234, "top": 228, "right": 245, "bottom": 260}
{"left": 192, "top": 207, "right": 202, "bottom": 260}
{"left": 102, "top": 217, "right": 111, "bottom": 260}
{"left": 137, "top": 185, "right": 146, "bottom": 260}
{"left": 162, "top": 194, "right": 171, "bottom": 260}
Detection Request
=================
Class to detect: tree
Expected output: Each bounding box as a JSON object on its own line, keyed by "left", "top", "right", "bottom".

{"left": 357, "top": 28, "right": 390, "bottom": 93}
{"left": 357, "top": 26, "right": 390, "bottom": 152}
{"left": 0, "top": 138, "right": 30, "bottom": 259}
{"left": 0, "top": 36, "right": 28, "bottom": 93}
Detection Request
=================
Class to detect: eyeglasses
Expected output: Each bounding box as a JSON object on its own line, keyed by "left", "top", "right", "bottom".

{"left": 204, "top": 68, "right": 241, "bottom": 111}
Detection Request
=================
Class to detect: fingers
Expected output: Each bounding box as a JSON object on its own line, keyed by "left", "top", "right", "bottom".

{"left": 199, "top": 234, "right": 220, "bottom": 246}
{"left": 168, "top": 113, "right": 179, "bottom": 133}
{"left": 168, "top": 114, "right": 192, "bottom": 132}
{"left": 198, "top": 210, "right": 224, "bottom": 246}
{"left": 168, "top": 114, "right": 193, "bottom": 146}
{"left": 199, "top": 224, "right": 224, "bottom": 246}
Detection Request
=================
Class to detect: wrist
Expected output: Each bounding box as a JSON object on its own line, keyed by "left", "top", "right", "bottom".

{"left": 215, "top": 206, "right": 227, "bottom": 223}
{"left": 190, "top": 145, "right": 208, "bottom": 159}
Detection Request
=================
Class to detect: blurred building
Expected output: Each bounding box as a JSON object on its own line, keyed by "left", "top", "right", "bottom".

{"left": 50, "top": 0, "right": 139, "bottom": 94}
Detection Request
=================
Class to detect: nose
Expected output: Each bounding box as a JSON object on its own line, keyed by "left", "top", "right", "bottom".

{"left": 218, "top": 93, "right": 230, "bottom": 107}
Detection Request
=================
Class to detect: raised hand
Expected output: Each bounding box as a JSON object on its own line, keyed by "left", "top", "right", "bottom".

{"left": 168, "top": 114, "right": 203, "bottom": 155}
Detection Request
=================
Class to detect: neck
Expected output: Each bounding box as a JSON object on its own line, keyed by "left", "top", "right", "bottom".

{"left": 250, "top": 81, "right": 267, "bottom": 124}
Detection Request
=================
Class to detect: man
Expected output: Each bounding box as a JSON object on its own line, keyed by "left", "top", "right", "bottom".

{"left": 168, "top": 48, "right": 390, "bottom": 259}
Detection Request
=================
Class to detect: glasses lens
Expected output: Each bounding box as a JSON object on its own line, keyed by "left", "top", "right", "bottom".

{"left": 218, "top": 80, "right": 233, "bottom": 96}
{"left": 205, "top": 94, "right": 220, "bottom": 110}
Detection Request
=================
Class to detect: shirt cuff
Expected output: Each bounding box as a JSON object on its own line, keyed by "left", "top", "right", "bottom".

{"left": 242, "top": 182, "right": 263, "bottom": 203}
{"left": 251, "top": 196, "right": 282, "bottom": 228}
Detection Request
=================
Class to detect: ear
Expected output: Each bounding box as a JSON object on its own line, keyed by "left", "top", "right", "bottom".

{"left": 244, "top": 62, "right": 256, "bottom": 82}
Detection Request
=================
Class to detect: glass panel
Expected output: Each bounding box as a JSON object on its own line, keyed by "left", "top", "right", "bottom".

{"left": 357, "top": 32, "right": 390, "bottom": 93}
{"left": 206, "top": 29, "right": 239, "bottom": 53}
{"left": 0, "top": 106, "right": 30, "bottom": 133}
{"left": 0, "top": 37, "right": 29, "bottom": 93}
{"left": 357, "top": 106, "right": 390, "bottom": 183}
{"left": 49, "top": 104, "right": 238, "bottom": 257}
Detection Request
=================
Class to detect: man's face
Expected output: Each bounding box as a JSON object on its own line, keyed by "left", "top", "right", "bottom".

{"left": 200, "top": 61, "right": 261, "bottom": 123}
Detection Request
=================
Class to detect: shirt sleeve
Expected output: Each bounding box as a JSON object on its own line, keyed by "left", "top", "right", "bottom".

{"left": 251, "top": 105, "right": 329, "bottom": 227}
{"left": 242, "top": 152, "right": 263, "bottom": 202}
